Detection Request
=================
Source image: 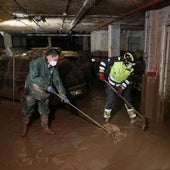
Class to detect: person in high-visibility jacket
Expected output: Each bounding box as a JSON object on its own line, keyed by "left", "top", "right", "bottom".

{"left": 98, "top": 52, "right": 137, "bottom": 122}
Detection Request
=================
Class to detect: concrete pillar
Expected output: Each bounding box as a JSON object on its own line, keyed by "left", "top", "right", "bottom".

{"left": 91, "top": 30, "right": 108, "bottom": 52}
{"left": 4, "top": 33, "right": 12, "bottom": 48}
{"left": 108, "top": 24, "right": 120, "bottom": 57}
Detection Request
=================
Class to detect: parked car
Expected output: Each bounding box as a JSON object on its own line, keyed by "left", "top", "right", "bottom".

{"left": 57, "top": 57, "right": 87, "bottom": 98}
{"left": 0, "top": 56, "right": 29, "bottom": 102}
{"left": 62, "top": 51, "right": 94, "bottom": 88}
{"left": 0, "top": 52, "right": 88, "bottom": 102}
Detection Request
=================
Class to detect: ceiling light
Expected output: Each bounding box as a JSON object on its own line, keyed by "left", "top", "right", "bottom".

{"left": 33, "top": 16, "right": 43, "bottom": 22}
{"left": 62, "top": 12, "right": 67, "bottom": 16}
{"left": 13, "top": 12, "right": 28, "bottom": 18}
{"left": 33, "top": 16, "right": 46, "bottom": 22}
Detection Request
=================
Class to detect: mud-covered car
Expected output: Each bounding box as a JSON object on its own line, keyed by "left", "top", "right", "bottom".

{"left": 57, "top": 57, "right": 87, "bottom": 98}
{"left": 62, "top": 51, "right": 94, "bottom": 89}
{"left": 0, "top": 54, "right": 88, "bottom": 102}
{"left": 0, "top": 56, "right": 29, "bottom": 102}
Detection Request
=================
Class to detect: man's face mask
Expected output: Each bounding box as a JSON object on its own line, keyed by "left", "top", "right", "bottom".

{"left": 125, "top": 62, "right": 135, "bottom": 70}
{"left": 126, "top": 62, "right": 133, "bottom": 69}
{"left": 50, "top": 60, "right": 57, "bottom": 66}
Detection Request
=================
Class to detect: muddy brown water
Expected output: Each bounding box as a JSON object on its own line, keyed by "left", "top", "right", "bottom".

{"left": 0, "top": 80, "right": 170, "bottom": 170}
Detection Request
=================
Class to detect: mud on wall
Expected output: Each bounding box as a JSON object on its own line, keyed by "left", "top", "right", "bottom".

{"left": 141, "top": 6, "right": 170, "bottom": 122}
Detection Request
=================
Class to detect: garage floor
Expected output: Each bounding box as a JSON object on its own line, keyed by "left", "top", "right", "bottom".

{"left": 0, "top": 80, "right": 170, "bottom": 170}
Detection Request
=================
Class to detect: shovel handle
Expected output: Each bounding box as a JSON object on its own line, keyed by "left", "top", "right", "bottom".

{"left": 104, "top": 80, "right": 145, "bottom": 120}
{"left": 54, "top": 92, "right": 113, "bottom": 135}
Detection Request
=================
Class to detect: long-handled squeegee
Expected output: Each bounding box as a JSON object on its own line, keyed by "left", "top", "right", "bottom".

{"left": 53, "top": 92, "right": 115, "bottom": 139}
{"left": 104, "top": 80, "right": 147, "bottom": 131}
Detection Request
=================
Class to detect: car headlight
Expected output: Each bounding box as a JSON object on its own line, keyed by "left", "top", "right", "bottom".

{"left": 70, "top": 89, "right": 82, "bottom": 96}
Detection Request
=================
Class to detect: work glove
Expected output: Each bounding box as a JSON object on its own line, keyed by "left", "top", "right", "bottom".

{"left": 98, "top": 73, "right": 105, "bottom": 81}
{"left": 46, "top": 86, "right": 55, "bottom": 94}
{"left": 60, "top": 94, "right": 69, "bottom": 103}
{"left": 118, "top": 86, "right": 124, "bottom": 94}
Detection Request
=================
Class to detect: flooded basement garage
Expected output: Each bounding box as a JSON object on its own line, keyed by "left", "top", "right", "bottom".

{"left": 0, "top": 79, "right": 170, "bottom": 170}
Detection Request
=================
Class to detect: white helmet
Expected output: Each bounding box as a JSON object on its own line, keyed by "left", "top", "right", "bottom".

{"left": 123, "top": 52, "right": 136, "bottom": 69}
{"left": 124, "top": 52, "right": 135, "bottom": 63}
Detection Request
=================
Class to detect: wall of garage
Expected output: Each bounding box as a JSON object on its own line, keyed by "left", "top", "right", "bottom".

{"left": 0, "top": 34, "right": 90, "bottom": 53}
{"left": 141, "top": 5, "right": 170, "bottom": 122}
{"left": 91, "top": 30, "right": 108, "bottom": 52}
{"left": 120, "top": 30, "right": 144, "bottom": 52}
{"left": 91, "top": 28, "right": 144, "bottom": 56}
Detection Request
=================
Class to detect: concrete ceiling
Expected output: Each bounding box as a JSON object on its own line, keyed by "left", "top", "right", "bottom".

{"left": 0, "top": 0, "right": 169, "bottom": 35}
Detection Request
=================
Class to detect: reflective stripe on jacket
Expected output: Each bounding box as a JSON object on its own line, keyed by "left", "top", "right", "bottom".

{"left": 99, "top": 56, "right": 134, "bottom": 89}
{"left": 109, "top": 61, "right": 134, "bottom": 89}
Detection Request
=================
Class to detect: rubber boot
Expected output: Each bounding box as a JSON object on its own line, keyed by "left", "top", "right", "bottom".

{"left": 21, "top": 117, "right": 30, "bottom": 137}
{"left": 124, "top": 104, "right": 136, "bottom": 119}
{"left": 104, "top": 109, "right": 111, "bottom": 123}
{"left": 40, "top": 115, "right": 55, "bottom": 135}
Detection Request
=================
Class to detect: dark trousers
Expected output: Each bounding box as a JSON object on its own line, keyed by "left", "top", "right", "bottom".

{"left": 21, "top": 95, "right": 50, "bottom": 118}
{"left": 105, "top": 85, "right": 132, "bottom": 110}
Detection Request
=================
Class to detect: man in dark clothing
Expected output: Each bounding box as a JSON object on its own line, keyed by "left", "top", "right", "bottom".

{"left": 21, "top": 48, "right": 69, "bottom": 137}
{"left": 98, "top": 52, "right": 137, "bottom": 123}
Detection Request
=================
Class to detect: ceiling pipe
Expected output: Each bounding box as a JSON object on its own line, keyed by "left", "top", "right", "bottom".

{"left": 27, "top": 33, "right": 90, "bottom": 37}
{"left": 68, "top": 0, "right": 97, "bottom": 32}
{"left": 93, "top": 0, "right": 166, "bottom": 31}
{"left": 32, "top": 18, "right": 44, "bottom": 31}
{"left": 64, "top": 0, "right": 70, "bottom": 15}
{"left": 13, "top": 13, "right": 75, "bottom": 18}
{"left": 60, "top": 0, "right": 70, "bottom": 31}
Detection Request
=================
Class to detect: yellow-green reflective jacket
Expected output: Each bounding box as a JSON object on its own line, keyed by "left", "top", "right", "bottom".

{"left": 99, "top": 56, "right": 134, "bottom": 89}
